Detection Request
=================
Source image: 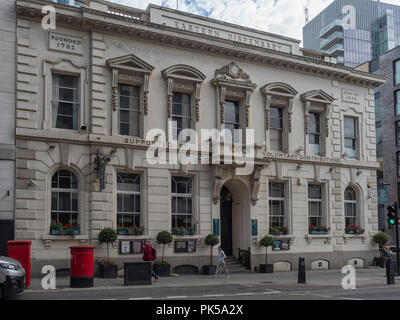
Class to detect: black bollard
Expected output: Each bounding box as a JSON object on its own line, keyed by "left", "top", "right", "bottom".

{"left": 298, "top": 257, "right": 306, "bottom": 284}
{"left": 386, "top": 260, "right": 395, "bottom": 285}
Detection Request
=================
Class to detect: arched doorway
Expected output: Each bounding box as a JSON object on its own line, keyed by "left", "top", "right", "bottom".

{"left": 220, "top": 186, "right": 233, "bottom": 256}
{"left": 219, "top": 179, "right": 251, "bottom": 258}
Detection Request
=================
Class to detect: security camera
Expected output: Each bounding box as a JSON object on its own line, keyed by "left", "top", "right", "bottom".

{"left": 28, "top": 179, "right": 37, "bottom": 187}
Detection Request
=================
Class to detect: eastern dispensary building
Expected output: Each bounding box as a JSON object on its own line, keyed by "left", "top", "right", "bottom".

{"left": 303, "top": 0, "right": 400, "bottom": 68}
{"left": 14, "top": 0, "right": 385, "bottom": 275}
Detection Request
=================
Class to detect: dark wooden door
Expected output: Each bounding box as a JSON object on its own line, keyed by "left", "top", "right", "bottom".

{"left": 220, "top": 187, "right": 233, "bottom": 256}
{"left": 0, "top": 221, "right": 14, "bottom": 256}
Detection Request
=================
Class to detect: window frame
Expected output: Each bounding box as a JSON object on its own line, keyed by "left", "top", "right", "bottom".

{"left": 171, "top": 91, "right": 194, "bottom": 142}
{"left": 344, "top": 116, "right": 359, "bottom": 159}
{"left": 344, "top": 187, "right": 358, "bottom": 230}
{"left": 107, "top": 54, "right": 155, "bottom": 139}
{"left": 268, "top": 181, "right": 288, "bottom": 234}
{"left": 394, "top": 59, "right": 400, "bottom": 86}
{"left": 43, "top": 59, "right": 88, "bottom": 132}
{"left": 49, "top": 169, "right": 80, "bottom": 235}
{"left": 116, "top": 172, "right": 142, "bottom": 229}
{"left": 395, "top": 90, "right": 400, "bottom": 116}
{"left": 162, "top": 65, "right": 206, "bottom": 143}
{"left": 171, "top": 175, "right": 194, "bottom": 231}
{"left": 269, "top": 106, "right": 284, "bottom": 152}
{"left": 117, "top": 83, "right": 142, "bottom": 138}
{"left": 308, "top": 183, "right": 327, "bottom": 232}
{"left": 260, "top": 83, "right": 298, "bottom": 154}
{"left": 309, "top": 112, "right": 322, "bottom": 156}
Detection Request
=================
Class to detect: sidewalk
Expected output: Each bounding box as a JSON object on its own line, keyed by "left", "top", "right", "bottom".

{"left": 26, "top": 266, "right": 398, "bottom": 292}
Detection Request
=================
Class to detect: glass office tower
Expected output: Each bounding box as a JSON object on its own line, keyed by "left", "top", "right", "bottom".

{"left": 303, "top": 0, "right": 400, "bottom": 68}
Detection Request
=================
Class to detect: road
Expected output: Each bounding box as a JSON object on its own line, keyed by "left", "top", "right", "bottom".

{"left": 12, "top": 281, "right": 400, "bottom": 300}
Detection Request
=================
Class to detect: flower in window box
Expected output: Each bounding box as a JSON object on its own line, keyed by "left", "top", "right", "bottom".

{"left": 187, "top": 226, "right": 196, "bottom": 236}
{"left": 133, "top": 226, "right": 144, "bottom": 235}
{"left": 50, "top": 221, "right": 64, "bottom": 235}
{"left": 117, "top": 225, "right": 130, "bottom": 235}
{"left": 309, "top": 225, "right": 330, "bottom": 234}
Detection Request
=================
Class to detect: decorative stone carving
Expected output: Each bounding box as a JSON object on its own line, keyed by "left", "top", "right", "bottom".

{"left": 251, "top": 165, "right": 264, "bottom": 206}
{"left": 213, "top": 166, "right": 224, "bottom": 204}
{"left": 215, "top": 62, "right": 250, "bottom": 82}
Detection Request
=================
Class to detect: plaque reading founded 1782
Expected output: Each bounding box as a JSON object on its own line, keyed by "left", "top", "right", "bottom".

{"left": 49, "top": 32, "right": 83, "bottom": 55}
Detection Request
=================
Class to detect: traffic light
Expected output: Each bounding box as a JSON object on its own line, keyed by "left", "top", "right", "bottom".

{"left": 387, "top": 205, "right": 397, "bottom": 226}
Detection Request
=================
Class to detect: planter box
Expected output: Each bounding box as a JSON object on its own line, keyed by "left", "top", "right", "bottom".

{"left": 346, "top": 231, "right": 355, "bottom": 235}
{"left": 309, "top": 231, "right": 329, "bottom": 235}
{"left": 51, "top": 230, "right": 60, "bottom": 235}
{"left": 202, "top": 265, "right": 217, "bottom": 275}
{"left": 153, "top": 263, "right": 171, "bottom": 277}
{"left": 118, "top": 231, "right": 128, "bottom": 235}
{"left": 98, "top": 263, "right": 118, "bottom": 279}
{"left": 259, "top": 264, "right": 274, "bottom": 273}
{"left": 124, "top": 262, "right": 152, "bottom": 286}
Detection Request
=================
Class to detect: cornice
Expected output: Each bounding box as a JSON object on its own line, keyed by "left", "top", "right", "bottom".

{"left": 17, "top": 0, "right": 386, "bottom": 88}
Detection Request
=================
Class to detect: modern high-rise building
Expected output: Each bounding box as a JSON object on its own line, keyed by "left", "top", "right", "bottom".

{"left": 303, "top": 0, "right": 400, "bottom": 68}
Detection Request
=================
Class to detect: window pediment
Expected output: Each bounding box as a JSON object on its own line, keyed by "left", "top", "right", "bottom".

{"left": 162, "top": 65, "right": 206, "bottom": 83}
{"left": 260, "top": 82, "right": 298, "bottom": 99}
{"left": 107, "top": 54, "right": 155, "bottom": 75}
{"left": 301, "top": 90, "right": 335, "bottom": 105}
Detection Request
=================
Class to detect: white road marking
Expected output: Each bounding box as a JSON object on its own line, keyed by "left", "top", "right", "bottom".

{"left": 340, "top": 297, "right": 364, "bottom": 301}
{"left": 231, "top": 293, "right": 256, "bottom": 296}
{"left": 129, "top": 297, "right": 153, "bottom": 300}
{"left": 166, "top": 296, "right": 189, "bottom": 299}
{"left": 202, "top": 294, "right": 226, "bottom": 297}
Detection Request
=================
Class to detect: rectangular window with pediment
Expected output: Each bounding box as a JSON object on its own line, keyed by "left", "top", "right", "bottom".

{"left": 118, "top": 84, "right": 141, "bottom": 137}
{"left": 270, "top": 107, "right": 284, "bottom": 151}
{"left": 171, "top": 176, "right": 193, "bottom": 230}
{"left": 52, "top": 73, "right": 79, "bottom": 130}
{"left": 172, "top": 92, "right": 192, "bottom": 142}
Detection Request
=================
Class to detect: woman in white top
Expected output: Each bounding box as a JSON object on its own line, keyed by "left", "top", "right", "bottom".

{"left": 214, "top": 246, "right": 230, "bottom": 278}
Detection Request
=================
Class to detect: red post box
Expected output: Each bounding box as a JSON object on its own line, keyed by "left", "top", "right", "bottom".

{"left": 70, "top": 246, "right": 95, "bottom": 288}
{"left": 7, "top": 241, "right": 31, "bottom": 288}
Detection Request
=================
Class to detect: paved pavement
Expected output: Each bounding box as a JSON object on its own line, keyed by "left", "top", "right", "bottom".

{"left": 10, "top": 266, "right": 400, "bottom": 300}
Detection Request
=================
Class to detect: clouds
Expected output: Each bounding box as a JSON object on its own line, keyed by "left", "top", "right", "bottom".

{"left": 107, "top": 0, "right": 400, "bottom": 41}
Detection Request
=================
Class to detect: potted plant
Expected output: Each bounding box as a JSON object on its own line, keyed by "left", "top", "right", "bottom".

{"left": 187, "top": 226, "right": 196, "bottom": 236}
{"left": 50, "top": 221, "right": 64, "bottom": 235}
{"left": 309, "top": 225, "right": 330, "bottom": 234}
{"left": 373, "top": 232, "right": 389, "bottom": 268}
{"left": 259, "top": 235, "right": 274, "bottom": 273}
{"left": 172, "top": 227, "right": 182, "bottom": 235}
{"left": 203, "top": 234, "right": 219, "bottom": 275}
{"left": 154, "top": 231, "right": 173, "bottom": 277}
{"left": 269, "top": 226, "right": 288, "bottom": 236}
{"left": 133, "top": 226, "right": 144, "bottom": 235}
{"left": 98, "top": 228, "right": 118, "bottom": 278}
{"left": 117, "top": 225, "right": 130, "bottom": 235}
{"left": 345, "top": 225, "right": 364, "bottom": 235}
{"left": 65, "top": 223, "right": 80, "bottom": 235}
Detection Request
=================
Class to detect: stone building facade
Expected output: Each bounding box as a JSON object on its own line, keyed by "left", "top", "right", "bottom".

{"left": 14, "top": 0, "right": 385, "bottom": 276}
{"left": 0, "top": 0, "right": 16, "bottom": 256}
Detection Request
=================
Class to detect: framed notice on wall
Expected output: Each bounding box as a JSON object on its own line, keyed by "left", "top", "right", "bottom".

{"left": 272, "top": 240, "right": 290, "bottom": 251}
{"left": 119, "top": 241, "right": 143, "bottom": 255}
{"left": 119, "top": 241, "right": 131, "bottom": 255}
{"left": 174, "top": 240, "right": 197, "bottom": 253}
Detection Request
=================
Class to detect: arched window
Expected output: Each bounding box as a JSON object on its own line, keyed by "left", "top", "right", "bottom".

{"left": 344, "top": 187, "right": 357, "bottom": 230}
{"left": 51, "top": 170, "right": 79, "bottom": 233}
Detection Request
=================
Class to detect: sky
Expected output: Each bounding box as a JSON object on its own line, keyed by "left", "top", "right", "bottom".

{"left": 107, "top": 0, "right": 400, "bottom": 42}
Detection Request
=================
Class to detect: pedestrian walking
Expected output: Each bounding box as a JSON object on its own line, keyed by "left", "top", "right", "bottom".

{"left": 383, "top": 242, "right": 393, "bottom": 261}
{"left": 142, "top": 241, "right": 160, "bottom": 282}
{"left": 214, "top": 246, "right": 230, "bottom": 278}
